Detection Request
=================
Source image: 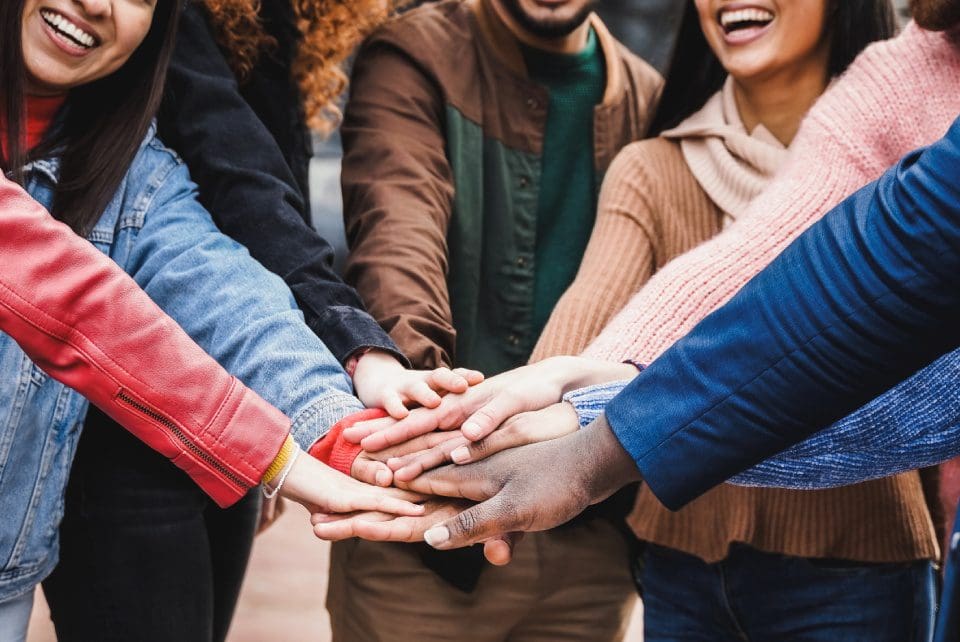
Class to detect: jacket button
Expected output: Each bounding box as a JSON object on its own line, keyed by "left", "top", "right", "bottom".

{"left": 516, "top": 256, "right": 527, "bottom": 268}
{"left": 518, "top": 175, "right": 530, "bottom": 189}
{"left": 508, "top": 334, "right": 520, "bottom": 346}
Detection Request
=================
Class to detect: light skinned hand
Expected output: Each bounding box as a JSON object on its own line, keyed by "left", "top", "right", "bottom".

{"left": 310, "top": 500, "right": 524, "bottom": 566}
{"left": 397, "top": 417, "right": 642, "bottom": 550}
{"left": 389, "top": 402, "right": 581, "bottom": 482}
{"left": 278, "top": 450, "right": 426, "bottom": 516}
{"left": 351, "top": 349, "right": 483, "bottom": 419}
{"left": 350, "top": 429, "right": 465, "bottom": 487}
{"left": 344, "top": 356, "right": 636, "bottom": 451}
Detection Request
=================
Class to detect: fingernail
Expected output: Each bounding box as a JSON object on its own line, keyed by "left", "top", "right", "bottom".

{"left": 424, "top": 525, "right": 450, "bottom": 548}
{"left": 462, "top": 422, "right": 481, "bottom": 440}
{"left": 450, "top": 446, "right": 471, "bottom": 464}
{"left": 375, "top": 469, "right": 391, "bottom": 486}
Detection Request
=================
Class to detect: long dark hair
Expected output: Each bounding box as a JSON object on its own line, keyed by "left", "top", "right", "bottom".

{"left": 649, "top": 0, "right": 897, "bottom": 134}
{"left": 1, "top": 0, "right": 181, "bottom": 235}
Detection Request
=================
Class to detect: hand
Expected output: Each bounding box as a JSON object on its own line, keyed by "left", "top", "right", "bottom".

{"left": 344, "top": 357, "right": 636, "bottom": 451}
{"left": 310, "top": 500, "right": 523, "bottom": 566}
{"left": 389, "top": 402, "right": 581, "bottom": 482}
{"left": 404, "top": 417, "right": 641, "bottom": 550}
{"left": 279, "top": 451, "right": 426, "bottom": 516}
{"left": 257, "top": 496, "right": 286, "bottom": 534}
{"left": 351, "top": 349, "right": 483, "bottom": 419}
{"left": 350, "top": 429, "right": 465, "bottom": 487}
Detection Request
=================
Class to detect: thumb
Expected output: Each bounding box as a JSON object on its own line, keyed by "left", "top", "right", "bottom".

{"left": 423, "top": 495, "right": 518, "bottom": 550}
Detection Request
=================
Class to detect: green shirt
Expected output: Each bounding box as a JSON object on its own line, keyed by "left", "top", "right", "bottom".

{"left": 520, "top": 28, "right": 606, "bottom": 337}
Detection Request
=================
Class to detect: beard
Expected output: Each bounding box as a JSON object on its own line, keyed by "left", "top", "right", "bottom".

{"left": 910, "top": 0, "right": 960, "bottom": 30}
{"left": 498, "top": 0, "right": 596, "bottom": 39}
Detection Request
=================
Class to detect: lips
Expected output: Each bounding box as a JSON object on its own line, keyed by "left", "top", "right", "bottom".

{"left": 39, "top": 9, "right": 99, "bottom": 50}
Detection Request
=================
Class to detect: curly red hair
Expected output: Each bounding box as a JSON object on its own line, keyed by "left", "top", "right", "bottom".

{"left": 201, "top": 0, "right": 397, "bottom": 134}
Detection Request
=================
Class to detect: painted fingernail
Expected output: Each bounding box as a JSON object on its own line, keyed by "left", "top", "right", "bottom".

{"left": 450, "top": 446, "right": 471, "bottom": 464}
{"left": 424, "top": 525, "right": 450, "bottom": 548}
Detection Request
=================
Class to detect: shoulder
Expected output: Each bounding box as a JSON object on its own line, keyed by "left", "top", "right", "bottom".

{"left": 121, "top": 128, "right": 193, "bottom": 212}
{"left": 364, "top": 1, "right": 472, "bottom": 60}
{"left": 602, "top": 138, "right": 712, "bottom": 229}
{"left": 607, "top": 138, "right": 697, "bottom": 191}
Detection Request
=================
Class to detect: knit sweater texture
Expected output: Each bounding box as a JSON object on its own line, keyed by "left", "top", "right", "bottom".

{"left": 582, "top": 22, "right": 960, "bottom": 365}
{"left": 531, "top": 21, "right": 960, "bottom": 563}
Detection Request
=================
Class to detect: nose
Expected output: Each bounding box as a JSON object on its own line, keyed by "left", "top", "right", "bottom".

{"left": 73, "top": 0, "right": 111, "bottom": 19}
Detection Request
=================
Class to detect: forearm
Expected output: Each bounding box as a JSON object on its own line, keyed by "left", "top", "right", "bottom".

{"left": 731, "top": 347, "right": 960, "bottom": 489}
{"left": 605, "top": 120, "right": 960, "bottom": 509}
{"left": 160, "top": 6, "right": 403, "bottom": 365}
{"left": 531, "top": 186, "right": 655, "bottom": 362}
{"left": 341, "top": 44, "right": 458, "bottom": 368}
{"left": 0, "top": 177, "right": 290, "bottom": 506}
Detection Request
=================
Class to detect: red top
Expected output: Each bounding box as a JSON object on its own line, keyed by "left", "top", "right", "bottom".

{"left": 0, "top": 94, "right": 66, "bottom": 156}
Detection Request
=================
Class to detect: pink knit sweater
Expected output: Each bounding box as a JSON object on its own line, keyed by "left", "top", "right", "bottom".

{"left": 583, "top": 22, "right": 960, "bottom": 364}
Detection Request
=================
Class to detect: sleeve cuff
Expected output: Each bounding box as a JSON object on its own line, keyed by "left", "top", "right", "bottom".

{"left": 562, "top": 380, "right": 632, "bottom": 428}
{"left": 307, "top": 408, "right": 389, "bottom": 475}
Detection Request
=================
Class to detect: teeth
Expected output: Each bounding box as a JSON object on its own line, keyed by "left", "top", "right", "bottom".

{"left": 40, "top": 9, "right": 96, "bottom": 48}
{"left": 719, "top": 7, "right": 774, "bottom": 28}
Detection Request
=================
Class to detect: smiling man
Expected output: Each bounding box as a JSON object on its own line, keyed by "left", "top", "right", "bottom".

{"left": 336, "top": 0, "right": 664, "bottom": 639}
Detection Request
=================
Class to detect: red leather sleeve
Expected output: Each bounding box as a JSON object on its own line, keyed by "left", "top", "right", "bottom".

{"left": 0, "top": 177, "right": 290, "bottom": 507}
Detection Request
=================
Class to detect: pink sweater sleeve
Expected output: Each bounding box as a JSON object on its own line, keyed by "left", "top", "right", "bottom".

{"left": 584, "top": 22, "right": 960, "bottom": 364}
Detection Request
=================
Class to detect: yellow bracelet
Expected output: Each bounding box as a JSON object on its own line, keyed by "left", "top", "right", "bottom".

{"left": 263, "top": 434, "right": 296, "bottom": 485}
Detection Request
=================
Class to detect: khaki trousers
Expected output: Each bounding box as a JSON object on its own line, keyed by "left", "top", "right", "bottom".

{"left": 327, "top": 519, "right": 636, "bottom": 642}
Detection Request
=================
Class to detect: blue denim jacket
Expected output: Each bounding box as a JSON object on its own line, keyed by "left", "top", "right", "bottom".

{"left": 0, "top": 130, "right": 363, "bottom": 602}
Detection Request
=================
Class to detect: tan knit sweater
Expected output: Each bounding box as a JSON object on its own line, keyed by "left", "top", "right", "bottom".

{"left": 532, "top": 137, "right": 938, "bottom": 563}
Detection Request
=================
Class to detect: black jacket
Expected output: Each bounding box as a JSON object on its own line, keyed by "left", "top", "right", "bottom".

{"left": 157, "top": 1, "right": 405, "bottom": 365}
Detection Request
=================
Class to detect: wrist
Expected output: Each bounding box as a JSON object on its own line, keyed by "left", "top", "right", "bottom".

{"left": 577, "top": 414, "right": 642, "bottom": 504}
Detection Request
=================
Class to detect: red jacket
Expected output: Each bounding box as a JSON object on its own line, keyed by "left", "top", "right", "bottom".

{"left": 0, "top": 176, "right": 290, "bottom": 507}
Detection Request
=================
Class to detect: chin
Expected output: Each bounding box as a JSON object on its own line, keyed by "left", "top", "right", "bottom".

{"left": 910, "top": 0, "right": 960, "bottom": 30}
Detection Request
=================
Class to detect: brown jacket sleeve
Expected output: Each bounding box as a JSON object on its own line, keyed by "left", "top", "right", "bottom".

{"left": 342, "top": 42, "right": 456, "bottom": 369}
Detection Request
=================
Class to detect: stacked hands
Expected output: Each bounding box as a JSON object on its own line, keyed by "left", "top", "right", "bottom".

{"left": 304, "top": 355, "right": 642, "bottom": 565}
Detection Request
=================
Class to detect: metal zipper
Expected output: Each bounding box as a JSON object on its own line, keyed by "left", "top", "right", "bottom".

{"left": 116, "top": 389, "right": 249, "bottom": 490}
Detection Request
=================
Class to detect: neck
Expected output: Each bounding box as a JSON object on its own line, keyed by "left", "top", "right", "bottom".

{"left": 488, "top": 0, "right": 590, "bottom": 54}
{"left": 732, "top": 60, "right": 828, "bottom": 146}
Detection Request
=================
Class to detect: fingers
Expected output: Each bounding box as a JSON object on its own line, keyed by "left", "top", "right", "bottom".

{"left": 461, "top": 394, "right": 522, "bottom": 441}
{"left": 401, "top": 463, "right": 498, "bottom": 502}
{"left": 423, "top": 495, "right": 520, "bottom": 549}
{"left": 427, "top": 367, "right": 470, "bottom": 395}
{"left": 312, "top": 500, "right": 470, "bottom": 543}
{"left": 351, "top": 457, "right": 394, "bottom": 487}
{"left": 391, "top": 437, "right": 469, "bottom": 482}
{"left": 337, "top": 483, "right": 427, "bottom": 517}
{"left": 483, "top": 532, "right": 523, "bottom": 566}
{"left": 403, "top": 379, "right": 444, "bottom": 409}
{"left": 452, "top": 368, "right": 485, "bottom": 386}
{"left": 381, "top": 392, "right": 411, "bottom": 420}
{"left": 343, "top": 416, "right": 398, "bottom": 444}
{"left": 360, "top": 408, "right": 445, "bottom": 452}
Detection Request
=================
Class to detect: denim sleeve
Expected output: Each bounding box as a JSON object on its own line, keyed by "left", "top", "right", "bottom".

{"left": 730, "top": 347, "right": 960, "bottom": 488}
{"left": 125, "top": 157, "right": 364, "bottom": 449}
{"left": 604, "top": 116, "right": 960, "bottom": 510}
{"left": 157, "top": 5, "right": 406, "bottom": 367}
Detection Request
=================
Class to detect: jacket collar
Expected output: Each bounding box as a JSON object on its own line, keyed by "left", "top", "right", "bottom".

{"left": 469, "top": 0, "right": 625, "bottom": 107}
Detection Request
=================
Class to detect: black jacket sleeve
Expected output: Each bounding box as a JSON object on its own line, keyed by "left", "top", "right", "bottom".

{"left": 157, "top": 5, "right": 407, "bottom": 366}
{"left": 604, "top": 115, "right": 960, "bottom": 510}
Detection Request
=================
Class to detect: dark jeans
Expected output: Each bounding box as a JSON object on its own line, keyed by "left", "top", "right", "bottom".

{"left": 637, "top": 543, "right": 937, "bottom": 642}
{"left": 42, "top": 407, "right": 260, "bottom": 642}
